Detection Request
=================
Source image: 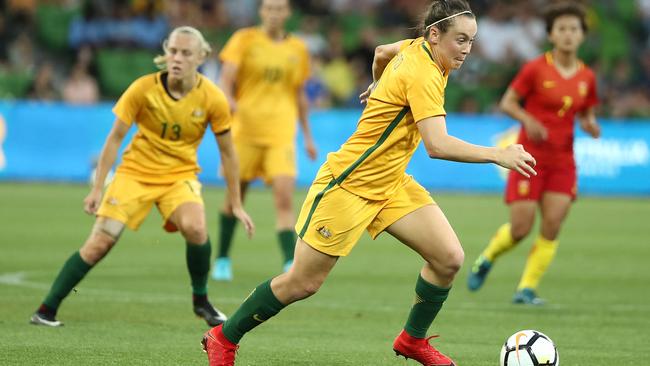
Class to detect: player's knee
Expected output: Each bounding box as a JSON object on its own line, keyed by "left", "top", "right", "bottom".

{"left": 299, "top": 279, "right": 323, "bottom": 298}
{"left": 442, "top": 246, "right": 464, "bottom": 278}
{"left": 274, "top": 194, "right": 293, "bottom": 213}
{"left": 510, "top": 222, "right": 532, "bottom": 242}
{"left": 180, "top": 221, "right": 207, "bottom": 244}
{"left": 80, "top": 233, "right": 117, "bottom": 264}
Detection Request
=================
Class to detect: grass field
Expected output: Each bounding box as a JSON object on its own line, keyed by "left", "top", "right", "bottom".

{"left": 1, "top": 183, "right": 649, "bottom": 365}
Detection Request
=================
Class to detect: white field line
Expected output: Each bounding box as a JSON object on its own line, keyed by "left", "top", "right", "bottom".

{"left": 1, "top": 271, "right": 649, "bottom": 314}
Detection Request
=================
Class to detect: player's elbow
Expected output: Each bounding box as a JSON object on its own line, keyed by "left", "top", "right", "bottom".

{"left": 374, "top": 45, "right": 391, "bottom": 64}
{"left": 424, "top": 141, "right": 447, "bottom": 159}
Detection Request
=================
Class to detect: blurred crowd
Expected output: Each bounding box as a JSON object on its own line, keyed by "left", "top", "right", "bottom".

{"left": 0, "top": 0, "right": 649, "bottom": 118}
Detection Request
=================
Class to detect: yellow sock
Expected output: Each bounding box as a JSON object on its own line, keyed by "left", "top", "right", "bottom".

{"left": 482, "top": 223, "right": 516, "bottom": 262}
{"left": 517, "top": 235, "right": 559, "bottom": 290}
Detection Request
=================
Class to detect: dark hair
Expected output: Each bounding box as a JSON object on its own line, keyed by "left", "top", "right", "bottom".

{"left": 417, "top": 0, "right": 474, "bottom": 36}
{"left": 544, "top": 1, "right": 588, "bottom": 34}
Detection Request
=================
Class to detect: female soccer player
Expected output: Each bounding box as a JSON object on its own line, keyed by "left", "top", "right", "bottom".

{"left": 202, "top": 1, "right": 537, "bottom": 365}
{"left": 467, "top": 2, "right": 600, "bottom": 305}
{"left": 30, "top": 26, "right": 254, "bottom": 327}
{"left": 211, "top": 0, "right": 317, "bottom": 281}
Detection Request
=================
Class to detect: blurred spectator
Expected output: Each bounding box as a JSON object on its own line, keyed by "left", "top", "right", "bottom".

{"left": 0, "top": 0, "right": 647, "bottom": 118}
{"left": 8, "top": 31, "right": 35, "bottom": 72}
{"left": 28, "top": 62, "right": 59, "bottom": 100}
{"left": 62, "top": 47, "right": 99, "bottom": 104}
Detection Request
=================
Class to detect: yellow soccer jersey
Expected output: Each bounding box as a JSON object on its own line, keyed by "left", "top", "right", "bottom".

{"left": 327, "top": 38, "right": 448, "bottom": 200}
{"left": 113, "top": 72, "right": 231, "bottom": 184}
{"left": 220, "top": 27, "right": 310, "bottom": 146}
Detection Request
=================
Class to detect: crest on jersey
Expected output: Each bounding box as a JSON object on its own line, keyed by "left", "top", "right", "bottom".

{"left": 192, "top": 109, "right": 204, "bottom": 118}
{"left": 542, "top": 80, "right": 556, "bottom": 89}
{"left": 518, "top": 180, "right": 530, "bottom": 197}
{"left": 578, "top": 81, "right": 588, "bottom": 97}
{"left": 316, "top": 225, "right": 332, "bottom": 239}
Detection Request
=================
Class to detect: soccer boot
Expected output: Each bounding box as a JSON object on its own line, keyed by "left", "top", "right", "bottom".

{"left": 467, "top": 255, "right": 492, "bottom": 291}
{"left": 512, "top": 288, "right": 545, "bottom": 305}
{"left": 283, "top": 259, "right": 293, "bottom": 273}
{"left": 194, "top": 301, "right": 228, "bottom": 327}
{"left": 202, "top": 324, "right": 238, "bottom": 366}
{"left": 30, "top": 312, "right": 63, "bottom": 327}
{"left": 393, "top": 330, "right": 456, "bottom": 366}
{"left": 212, "top": 257, "right": 233, "bottom": 281}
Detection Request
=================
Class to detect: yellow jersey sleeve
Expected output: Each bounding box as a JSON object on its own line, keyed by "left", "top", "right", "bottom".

{"left": 399, "top": 38, "right": 416, "bottom": 52}
{"left": 113, "top": 76, "right": 149, "bottom": 125}
{"left": 407, "top": 60, "right": 446, "bottom": 122}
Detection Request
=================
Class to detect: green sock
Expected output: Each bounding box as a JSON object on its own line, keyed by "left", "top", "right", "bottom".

{"left": 222, "top": 279, "right": 285, "bottom": 344}
{"left": 218, "top": 213, "right": 237, "bottom": 258}
{"left": 404, "top": 275, "right": 450, "bottom": 338}
{"left": 277, "top": 230, "right": 296, "bottom": 262}
{"left": 186, "top": 239, "right": 211, "bottom": 296}
{"left": 43, "top": 251, "right": 92, "bottom": 311}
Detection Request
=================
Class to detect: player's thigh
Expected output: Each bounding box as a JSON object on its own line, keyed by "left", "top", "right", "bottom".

{"left": 96, "top": 174, "right": 156, "bottom": 231}
{"left": 264, "top": 144, "right": 296, "bottom": 182}
{"left": 80, "top": 217, "right": 126, "bottom": 263}
{"left": 158, "top": 179, "right": 205, "bottom": 233}
{"left": 295, "top": 164, "right": 381, "bottom": 257}
{"left": 385, "top": 203, "right": 463, "bottom": 268}
{"left": 234, "top": 142, "right": 265, "bottom": 182}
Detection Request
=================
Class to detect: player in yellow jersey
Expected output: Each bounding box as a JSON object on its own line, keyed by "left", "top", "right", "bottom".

{"left": 211, "top": 0, "right": 317, "bottom": 281}
{"left": 202, "top": 1, "right": 536, "bottom": 365}
{"left": 30, "top": 27, "right": 254, "bottom": 328}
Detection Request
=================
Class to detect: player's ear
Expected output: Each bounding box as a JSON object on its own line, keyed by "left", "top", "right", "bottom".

{"left": 428, "top": 26, "right": 441, "bottom": 45}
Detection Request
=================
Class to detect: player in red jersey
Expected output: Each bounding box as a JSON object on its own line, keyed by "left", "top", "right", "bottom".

{"left": 467, "top": 1, "right": 601, "bottom": 304}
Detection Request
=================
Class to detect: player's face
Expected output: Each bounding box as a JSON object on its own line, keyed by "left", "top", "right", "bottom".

{"left": 260, "top": 0, "right": 290, "bottom": 31}
{"left": 548, "top": 15, "right": 584, "bottom": 53}
{"left": 165, "top": 33, "right": 204, "bottom": 80}
{"left": 433, "top": 16, "right": 477, "bottom": 70}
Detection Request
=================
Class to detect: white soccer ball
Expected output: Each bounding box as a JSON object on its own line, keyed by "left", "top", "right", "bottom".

{"left": 500, "top": 329, "right": 559, "bottom": 366}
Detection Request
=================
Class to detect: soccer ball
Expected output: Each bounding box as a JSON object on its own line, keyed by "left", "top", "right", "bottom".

{"left": 500, "top": 329, "right": 558, "bottom": 366}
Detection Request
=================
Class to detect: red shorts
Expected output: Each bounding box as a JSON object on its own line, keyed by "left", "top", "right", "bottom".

{"left": 505, "top": 164, "right": 577, "bottom": 203}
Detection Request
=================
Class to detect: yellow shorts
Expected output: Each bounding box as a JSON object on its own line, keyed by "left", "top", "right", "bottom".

{"left": 235, "top": 141, "right": 296, "bottom": 184}
{"left": 295, "top": 163, "right": 435, "bottom": 257}
{"left": 96, "top": 173, "right": 203, "bottom": 232}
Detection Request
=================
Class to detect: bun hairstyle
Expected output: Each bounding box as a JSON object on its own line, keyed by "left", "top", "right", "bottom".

{"left": 416, "top": 0, "right": 474, "bottom": 36}
{"left": 153, "top": 26, "right": 212, "bottom": 70}
{"left": 543, "top": 1, "right": 588, "bottom": 34}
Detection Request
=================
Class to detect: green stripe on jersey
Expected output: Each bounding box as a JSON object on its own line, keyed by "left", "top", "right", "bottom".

{"left": 297, "top": 106, "right": 410, "bottom": 238}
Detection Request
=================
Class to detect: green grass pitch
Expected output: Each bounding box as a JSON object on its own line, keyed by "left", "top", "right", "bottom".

{"left": 1, "top": 183, "right": 648, "bottom": 365}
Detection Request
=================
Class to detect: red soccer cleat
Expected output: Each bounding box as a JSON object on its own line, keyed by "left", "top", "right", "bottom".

{"left": 202, "top": 324, "right": 239, "bottom": 366}
{"left": 393, "top": 330, "right": 456, "bottom": 366}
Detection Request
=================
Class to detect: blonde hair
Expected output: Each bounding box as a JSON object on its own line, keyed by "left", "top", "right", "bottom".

{"left": 153, "top": 26, "right": 212, "bottom": 70}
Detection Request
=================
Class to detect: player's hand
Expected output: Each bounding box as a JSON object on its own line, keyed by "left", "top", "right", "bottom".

{"left": 497, "top": 144, "right": 537, "bottom": 178}
{"left": 83, "top": 187, "right": 103, "bottom": 215}
{"left": 359, "top": 81, "right": 377, "bottom": 104}
{"left": 232, "top": 206, "right": 255, "bottom": 239}
{"left": 305, "top": 137, "right": 318, "bottom": 161}
{"left": 523, "top": 119, "right": 548, "bottom": 143}
{"left": 581, "top": 120, "right": 601, "bottom": 138}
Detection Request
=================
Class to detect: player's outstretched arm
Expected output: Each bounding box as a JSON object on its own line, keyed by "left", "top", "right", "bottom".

{"left": 500, "top": 87, "right": 548, "bottom": 142}
{"left": 577, "top": 106, "right": 601, "bottom": 138}
{"left": 215, "top": 131, "right": 255, "bottom": 238}
{"left": 360, "top": 39, "right": 411, "bottom": 104}
{"left": 218, "top": 61, "right": 239, "bottom": 113}
{"left": 84, "top": 119, "right": 130, "bottom": 215}
{"left": 298, "top": 87, "right": 317, "bottom": 160}
{"left": 417, "top": 115, "right": 537, "bottom": 178}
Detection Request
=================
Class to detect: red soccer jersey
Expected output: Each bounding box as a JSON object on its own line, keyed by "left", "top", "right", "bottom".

{"left": 510, "top": 52, "right": 598, "bottom": 165}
